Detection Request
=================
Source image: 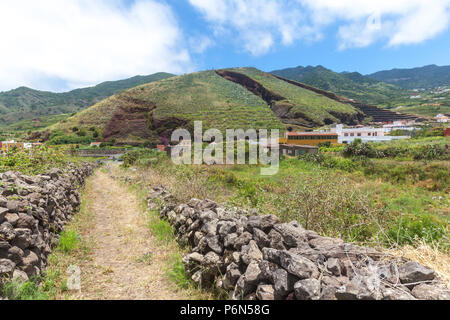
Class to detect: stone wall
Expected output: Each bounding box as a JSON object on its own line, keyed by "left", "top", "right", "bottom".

{"left": 0, "top": 164, "right": 95, "bottom": 287}
{"left": 148, "top": 186, "right": 449, "bottom": 300}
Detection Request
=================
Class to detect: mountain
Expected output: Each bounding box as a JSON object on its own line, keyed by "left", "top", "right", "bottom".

{"left": 45, "top": 68, "right": 416, "bottom": 146}
{"left": 0, "top": 72, "right": 175, "bottom": 127}
{"left": 270, "top": 65, "right": 407, "bottom": 107}
{"left": 368, "top": 64, "right": 450, "bottom": 89}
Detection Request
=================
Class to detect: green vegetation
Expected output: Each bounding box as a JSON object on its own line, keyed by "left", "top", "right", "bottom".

{"left": 234, "top": 67, "right": 361, "bottom": 125}
{"left": 368, "top": 64, "right": 450, "bottom": 89}
{"left": 0, "top": 146, "right": 74, "bottom": 174}
{"left": 271, "top": 65, "right": 450, "bottom": 116}
{"left": 0, "top": 72, "right": 175, "bottom": 128}
{"left": 271, "top": 65, "right": 408, "bottom": 106}
{"left": 57, "top": 230, "right": 81, "bottom": 253}
{"left": 49, "top": 70, "right": 286, "bottom": 145}
{"left": 124, "top": 142, "right": 448, "bottom": 250}
{"left": 167, "top": 253, "right": 192, "bottom": 289}
{"left": 1, "top": 278, "right": 50, "bottom": 300}
{"left": 341, "top": 137, "right": 449, "bottom": 161}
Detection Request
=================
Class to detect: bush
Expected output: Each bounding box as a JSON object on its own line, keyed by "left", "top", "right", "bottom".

{"left": 0, "top": 146, "right": 67, "bottom": 174}
{"left": 122, "top": 149, "right": 161, "bottom": 167}
{"left": 387, "top": 214, "right": 447, "bottom": 246}
{"left": 1, "top": 278, "right": 49, "bottom": 300}
{"left": 343, "top": 139, "right": 378, "bottom": 158}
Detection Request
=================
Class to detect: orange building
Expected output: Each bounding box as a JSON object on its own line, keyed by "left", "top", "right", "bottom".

{"left": 0, "top": 141, "right": 25, "bottom": 153}
{"left": 279, "top": 132, "right": 339, "bottom": 146}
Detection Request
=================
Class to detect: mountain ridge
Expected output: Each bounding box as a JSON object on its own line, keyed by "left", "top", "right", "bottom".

{"left": 0, "top": 72, "right": 175, "bottom": 127}
{"left": 367, "top": 64, "right": 450, "bottom": 89}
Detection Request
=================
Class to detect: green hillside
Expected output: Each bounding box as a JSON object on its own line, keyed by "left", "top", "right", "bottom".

{"left": 0, "top": 72, "right": 175, "bottom": 127}
{"left": 223, "top": 68, "right": 363, "bottom": 127}
{"left": 368, "top": 64, "right": 450, "bottom": 89}
{"left": 47, "top": 68, "right": 370, "bottom": 145}
{"left": 270, "top": 65, "right": 408, "bottom": 107}
{"left": 48, "top": 70, "right": 286, "bottom": 145}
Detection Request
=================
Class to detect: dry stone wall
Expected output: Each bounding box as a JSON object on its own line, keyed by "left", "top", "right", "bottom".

{"left": 148, "top": 186, "right": 449, "bottom": 300}
{"left": 0, "top": 164, "right": 95, "bottom": 288}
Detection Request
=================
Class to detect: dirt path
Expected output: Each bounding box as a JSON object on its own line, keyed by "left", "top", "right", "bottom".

{"left": 71, "top": 166, "right": 189, "bottom": 300}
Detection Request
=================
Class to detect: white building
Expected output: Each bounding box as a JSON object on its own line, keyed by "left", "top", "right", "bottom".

{"left": 382, "top": 120, "right": 419, "bottom": 133}
{"left": 330, "top": 124, "right": 409, "bottom": 143}
{"left": 436, "top": 114, "right": 449, "bottom": 123}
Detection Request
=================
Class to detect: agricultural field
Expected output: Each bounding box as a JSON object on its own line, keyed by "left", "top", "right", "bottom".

{"left": 230, "top": 67, "right": 361, "bottom": 125}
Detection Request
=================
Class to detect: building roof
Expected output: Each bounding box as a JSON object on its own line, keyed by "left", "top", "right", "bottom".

{"left": 280, "top": 144, "right": 318, "bottom": 149}
{"left": 287, "top": 132, "right": 338, "bottom": 136}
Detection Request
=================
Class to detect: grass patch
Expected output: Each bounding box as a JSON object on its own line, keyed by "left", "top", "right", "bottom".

{"left": 57, "top": 230, "right": 81, "bottom": 253}
{"left": 1, "top": 278, "right": 49, "bottom": 300}
{"left": 166, "top": 253, "right": 192, "bottom": 289}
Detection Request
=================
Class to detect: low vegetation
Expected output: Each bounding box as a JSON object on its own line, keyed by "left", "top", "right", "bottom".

{"left": 120, "top": 143, "right": 449, "bottom": 251}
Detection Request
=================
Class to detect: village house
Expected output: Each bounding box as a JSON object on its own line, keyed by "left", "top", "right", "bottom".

{"left": 382, "top": 120, "right": 419, "bottom": 133}
{"left": 90, "top": 142, "right": 102, "bottom": 147}
{"left": 0, "top": 140, "right": 25, "bottom": 154}
{"left": 329, "top": 124, "right": 410, "bottom": 143}
{"left": 435, "top": 114, "right": 449, "bottom": 123}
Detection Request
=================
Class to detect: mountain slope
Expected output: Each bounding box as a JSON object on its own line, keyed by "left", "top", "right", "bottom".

{"left": 270, "top": 65, "right": 407, "bottom": 106}
{"left": 0, "top": 72, "right": 175, "bottom": 127}
{"left": 368, "top": 64, "right": 450, "bottom": 89}
{"left": 46, "top": 68, "right": 418, "bottom": 146}
{"left": 47, "top": 68, "right": 370, "bottom": 145}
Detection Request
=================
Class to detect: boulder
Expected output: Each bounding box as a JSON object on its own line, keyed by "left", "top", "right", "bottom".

{"left": 234, "top": 232, "right": 253, "bottom": 250}
{"left": 256, "top": 284, "right": 275, "bottom": 300}
{"left": 205, "top": 235, "right": 223, "bottom": 254}
{"left": 0, "top": 208, "right": 8, "bottom": 221}
{"left": 273, "top": 268, "right": 298, "bottom": 299}
{"left": 223, "top": 263, "right": 241, "bottom": 290}
{"left": 0, "top": 258, "right": 15, "bottom": 277}
{"left": 273, "top": 222, "right": 307, "bottom": 247}
{"left": 398, "top": 262, "right": 435, "bottom": 285}
{"left": 240, "top": 240, "right": 263, "bottom": 265}
{"left": 294, "top": 278, "right": 321, "bottom": 300}
{"left": 411, "top": 283, "right": 450, "bottom": 300}
{"left": 252, "top": 228, "right": 270, "bottom": 249}
{"left": 278, "top": 250, "right": 319, "bottom": 279}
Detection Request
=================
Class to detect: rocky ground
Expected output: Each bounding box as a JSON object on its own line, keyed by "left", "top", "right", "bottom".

{"left": 149, "top": 186, "right": 450, "bottom": 300}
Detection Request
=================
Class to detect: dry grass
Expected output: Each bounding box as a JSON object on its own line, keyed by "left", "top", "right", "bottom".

{"left": 388, "top": 242, "right": 450, "bottom": 287}
{"left": 44, "top": 164, "right": 208, "bottom": 300}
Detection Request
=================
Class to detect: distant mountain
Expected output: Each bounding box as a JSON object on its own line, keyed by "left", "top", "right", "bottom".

{"left": 0, "top": 72, "right": 175, "bottom": 127}
{"left": 270, "top": 65, "right": 407, "bottom": 107}
{"left": 368, "top": 64, "right": 450, "bottom": 89}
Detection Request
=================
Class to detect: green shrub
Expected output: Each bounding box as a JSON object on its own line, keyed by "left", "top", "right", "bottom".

{"left": 387, "top": 214, "right": 447, "bottom": 246}
{"left": 0, "top": 146, "right": 68, "bottom": 174}
{"left": 1, "top": 279, "right": 49, "bottom": 300}
{"left": 57, "top": 230, "right": 80, "bottom": 253}
{"left": 343, "top": 139, "right": 378, "bottom": 158}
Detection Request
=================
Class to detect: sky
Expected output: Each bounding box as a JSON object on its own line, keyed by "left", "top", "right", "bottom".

{"left": 0, "top": 0, "right": 449, "bottom": 92}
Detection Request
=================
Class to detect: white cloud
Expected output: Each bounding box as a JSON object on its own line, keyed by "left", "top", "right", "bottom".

{"left": 302, "top": 0, "right": 450, "bottom": 49}
{"left": 0, "top": 0, "right": 192, "bottom": 92}
{"left": 188, "top": 0, "right": 306, "bottom": 56}
{"left": 189, "top": 0, "right": 450, "bottom": 54}
{"left": 189, "top": 36, "right": 215, "bottom": 54}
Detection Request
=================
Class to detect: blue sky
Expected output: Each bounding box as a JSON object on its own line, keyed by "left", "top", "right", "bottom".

{"left": 0, "top": 0, "right": 449, "bottom": 92}
{"left": 166, "top": 0, "right": 450, "bottom": 74}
